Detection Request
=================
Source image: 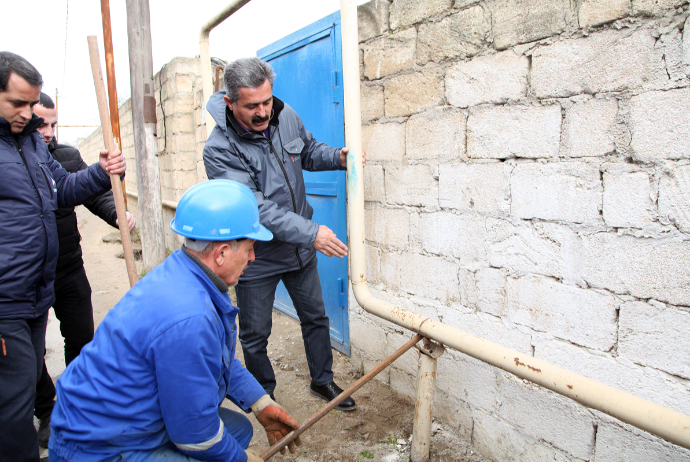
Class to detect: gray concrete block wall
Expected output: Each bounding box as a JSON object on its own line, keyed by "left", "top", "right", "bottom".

{"left": 353, "top": 0, "right": 690, "bottom": 460}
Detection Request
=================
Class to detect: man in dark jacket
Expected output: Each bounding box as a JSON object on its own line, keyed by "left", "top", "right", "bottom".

{"left": 0, "top": 51, "right": 126, "bottom": 462}
{"left": 203, "top": 57, "right": 363, "bottom": 412}
{"left": 32, "top": 92, "right": 136, "bottom": 448}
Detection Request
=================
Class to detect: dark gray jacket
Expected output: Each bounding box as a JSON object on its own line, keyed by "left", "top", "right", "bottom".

{"left": 203, "top": 91, "right": 344, "bottom": 280}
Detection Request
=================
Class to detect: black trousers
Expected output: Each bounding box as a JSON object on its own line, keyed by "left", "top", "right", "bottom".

{"left": 34, "top": 266, "right": 94, "bottom": 419}
{"left": 0, "top": 312, "right": 49, "bottom": 462}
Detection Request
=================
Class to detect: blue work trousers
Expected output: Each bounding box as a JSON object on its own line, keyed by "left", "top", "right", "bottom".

{"left": 0, "top": 312, "right": 49, "bottom": 462}
{"left": 235, "top": 259, "right": 334, "bottom": 395}
{"left": 49, "top": 408, "right": 253, "bottom": 461}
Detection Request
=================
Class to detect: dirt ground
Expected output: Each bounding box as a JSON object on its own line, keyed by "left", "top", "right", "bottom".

{"left": 41, "top": 206, "right": 487, "bottom": 462}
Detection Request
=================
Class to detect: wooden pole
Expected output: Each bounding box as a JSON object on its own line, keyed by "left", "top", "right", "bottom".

{"left": 126, "top": 0, "right": 167, "bottom": 272}
{"left": 100, "top": 0, "right": 128, "bottom": 209}
{"left": 87, "top": 35, "right": 139, "bottom": 287}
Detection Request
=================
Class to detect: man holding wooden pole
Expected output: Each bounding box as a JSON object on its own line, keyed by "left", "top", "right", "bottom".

{"left": 0, "top": 51, "right": 126, "bottom": 462}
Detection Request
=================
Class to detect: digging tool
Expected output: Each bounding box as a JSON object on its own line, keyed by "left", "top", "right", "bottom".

{"left": 260, "top": 334, "right": 424, "bottom": 461}
{"left": 87, "top": 35, "right": 139, "bottom": 287}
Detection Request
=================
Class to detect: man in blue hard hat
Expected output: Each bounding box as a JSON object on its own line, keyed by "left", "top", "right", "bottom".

{"left": 204, "top": 57, "right": 364, "bottom": 412}
{"left": 49, "top": 180, "right": 302, "bottom": 462}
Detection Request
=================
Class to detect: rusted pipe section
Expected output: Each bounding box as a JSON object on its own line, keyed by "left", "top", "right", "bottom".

{"left": 411, "top": 339, "right": 445, "bottom": 462}
{"left": 214, "top": 65, "right": 224, "bottom": 92}
{"left": 339, "top": 0, "right": 690, "bottom": 450}
{"left": 260, "top": 334, "right": 424, "bottom": 461}
{"left": 199, "top": 0, "right": 252, "bottom": 137}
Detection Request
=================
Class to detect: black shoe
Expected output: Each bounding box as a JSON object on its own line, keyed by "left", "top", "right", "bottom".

{"left": 37, "top": 413, "right": 51, "bottom": 448}
{"left": 309, "top": 381, "right": 356, "bottom": 412}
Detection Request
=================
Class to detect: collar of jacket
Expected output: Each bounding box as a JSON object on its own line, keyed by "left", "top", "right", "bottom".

{"left": 0, "top": 113, "right": 44, "bottom": 140}
{"left": 48, "top": 136, "right": 57, "bottom": 153}
{"left": 182, "top": 245, "right": 229, "bottom": 293}
{"left": 225, "top": 95, "right": 285, "bottom": 140}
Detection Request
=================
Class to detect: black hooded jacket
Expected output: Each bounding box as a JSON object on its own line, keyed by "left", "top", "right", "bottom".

{"left": 48, "top": 138, "right": 118, "bottom": 280}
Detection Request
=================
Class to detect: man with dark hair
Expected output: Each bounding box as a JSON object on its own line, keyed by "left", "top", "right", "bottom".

{"left": 32, "top": 92, "right": 136, "bottom": 448}
{"left": 0, "top": 51, "right": 126, "bottom": 462}
{"left": 204, "top": 57, "right": 364, "bottom": 411}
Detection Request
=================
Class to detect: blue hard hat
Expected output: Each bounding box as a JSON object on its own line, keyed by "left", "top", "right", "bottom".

{"left": 170, "top": 180, "right": 273, "bottom": 242}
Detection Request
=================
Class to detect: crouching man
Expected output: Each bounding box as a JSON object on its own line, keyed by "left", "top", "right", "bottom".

{"left": 49, "top": 180, "right": 302, "bottom": 462}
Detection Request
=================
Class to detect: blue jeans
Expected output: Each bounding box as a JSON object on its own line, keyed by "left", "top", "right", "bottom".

{"left": 0, "top": 312, "right": 49, "bottom": 462}
{"left": 235, "top": 260, "right": 333, "bottom": 394}
{"left": 49, "top": 408, "right": 253, "bottom": 462}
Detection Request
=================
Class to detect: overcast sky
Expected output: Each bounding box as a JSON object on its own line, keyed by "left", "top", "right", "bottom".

{"left": 1, "top": 0, "right": 367, "bottom": 145}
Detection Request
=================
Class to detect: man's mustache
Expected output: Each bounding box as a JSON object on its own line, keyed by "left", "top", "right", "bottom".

{"left": 252, "top": 114, "right": 269, "bottom": 124}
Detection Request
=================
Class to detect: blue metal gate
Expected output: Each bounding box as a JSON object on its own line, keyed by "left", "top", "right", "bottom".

{"left": 258, "top": 11, "right": 349, "bottom": 355}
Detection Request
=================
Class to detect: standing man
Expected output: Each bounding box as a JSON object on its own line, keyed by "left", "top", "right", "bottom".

{"left": 50, "top": 180, "right": 301, "bottom": 462}
{"left": 0, "top": 51, "right": 126, "bottom": 462}
{"left": 32, "top": 92, "right": 136, "bottom": 448}
{"left": 204, "top": 57, "right": 362, "bottom": 411}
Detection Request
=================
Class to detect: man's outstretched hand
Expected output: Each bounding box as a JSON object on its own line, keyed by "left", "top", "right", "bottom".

{"left": 99, "top": 149, "right": 126, "bottom": 176}
{"left": 252, "top": 395, "right": 302, "bottom": 455}
{"left": 339, "top": 147, "right": 366, "bottom": 168}
{"left": 313, "top": 225, "right": 347, "bottom": 258}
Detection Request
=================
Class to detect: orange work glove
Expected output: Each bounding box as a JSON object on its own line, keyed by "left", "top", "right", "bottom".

{"left": 251, "top": 395, "right": 302, "bottom": 455}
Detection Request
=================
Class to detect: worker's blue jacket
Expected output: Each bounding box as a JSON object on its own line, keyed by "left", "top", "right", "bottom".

{"left": 0, "top": 115, "right": 112, "bottom": 320}
{"left": 49, "top": 250, "right": 266, "bottom": 462}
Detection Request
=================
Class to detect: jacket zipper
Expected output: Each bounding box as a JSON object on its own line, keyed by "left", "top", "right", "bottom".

{"left": 11, "top": 136, "right": 48, "bottom": 313}
{"left": 39, "top": 164, "right": 54, "bottom": 198}
{"left": 267, "top": 136, "right": 304, "bottom": 269}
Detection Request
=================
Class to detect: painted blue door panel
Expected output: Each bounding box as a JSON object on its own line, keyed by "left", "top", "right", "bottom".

{"left": 258, "top": 11, "right": 350, "bottom": 355}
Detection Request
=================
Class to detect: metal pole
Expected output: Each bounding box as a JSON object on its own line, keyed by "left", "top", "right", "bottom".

{"left": 411, "top": 339, "right": 445, "bottom": 462}
{"left": 100, "top": 0, "right": 128, "bottom": 208}
{"left": 125, "top": 0, "right": 167, "bottom": 272}
{"left": 260, "top": 334, "right": 424, "bottom": 461}
{"left": 87, "top": 36, "right": 139, "bottom": 287}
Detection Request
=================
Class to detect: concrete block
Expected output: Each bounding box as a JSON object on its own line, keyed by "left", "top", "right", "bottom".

{"left": 413, "top": 211, "right": 488, "bottom": 265}
{"left": 459, "top": 267, "right": 508, "bottom": 316}
{"left": 389, "top": 367, "right": 416, "bottom": 399}
{"left": 364, "top": 164, "right": 385, "bottom": 203}
{"left": 490, "top": 0, "right": 569, "bottom": 50}
{"left": 384, "top": 69, "right": 444, "bottom": 117}
{"left": 173, "top": 96, "right": 194, "bottom": 115}
{"left": 361, "top": 122, "right": 405, "bottom": 162}
{"left": 595, "top": 421, "right": 690, "bottom": 461}
{"left": 362, "top": 27, "right": 416, "bottom": 80}
{"left": 349, "top": 315, "right": 388, "bottom": 364}
{"left": 417, "top": 5, "right": 490, "bottom": 65}
{"left": 506, "top": 275, "right": 618, "bottom": 350}
{"left": 175, "top": 170, "right": 199, "bottom": 191}
{"left": 436, "top": 354, "right": 499, "bottom": 412}
{"left": 466, "top": 104, "right": 562, "bottom": 159}
{"left": 172, "top": 153, "right": 197, "bottom": 172}
{"left": 399, "top": 252, "right": 459, "bottom": 302}
{"left": 659, "top": 164, "right": 690, "bottom": 233}
{"left": 619, "top": 301, "right": 690, "bottom": 380}
{"left": 168, "top": 57, "right": 199, "bottom": 76}
{"left": 579, "top": 0, "right": 631, "bottom": 27}
{"left": 358, "top": 0, "right": 390, "bottom": 42}
{"left": 487, "top": 220, "right": 585, "bottom": 284}
{"left": 170, "top": 114, "right": 194, "bottom": 134}
{"left": 511, "top": 162, "right": 602, "bottom": 224}
{"left": 532, "top": 29, "right": 667, "bottom": 98}
{"left": 385, "top": 164, "right": 438, "bottom": 207}
{"left": 683, "top": 17, "right": 690, "bottom": 75}
{"left": 361, "top": 84, "right": 384, "bottom": 122}
{"left": 444, "top": 308, "right": 534, "bottom": 354}
{"left": 364, "top": 206, "right": 410, "bottom": 248}
{"left": 439, "top": 162, "right": 512, "bottom": 214}
{"left": 379, "top": 250, "right": 401, "bottom": 290}
{"left": 536, "top": 337, "right": 690, "bottom": 416}
{"left": 174, "top": 134, "right": 197, "bottom": 153}
{"left": 389, "top": 0, "right": 452, "bottom": 29}
{"left": 496, "top": 376, "right": 595, "bottom": 459}
{"left": 406, "top": 108, "right": 465, "bottom": 160}
{"left": 432, "top": 391, "right": 473, "bottom": 439}
{"left": 446, "top": 50, "right": 529, "bottom": 108}
{"left": 366, "top": 243, "right": 380, "bottom": 283}
{"left": 386, "top": 331, "right": 420, "bottom": 376}
{"left": 173, "top": 74, "right": 194, "bottom": 94}
{"left": 473, "top": 409, "right": 586, "bottom": 462}
{"left": 603, "top": 170, "right": 653, "bottom": 228}
{"left": 583, "top": 233, "right": 690, "bottom": 306}
{"left": 632, "top": 0, "right": 685, "bottom": 16}
{"left": 562, "top": 97, "right": 618, "bottom": 158}
{"left": 629, "top": 88, "right": 690, "bottom": 161}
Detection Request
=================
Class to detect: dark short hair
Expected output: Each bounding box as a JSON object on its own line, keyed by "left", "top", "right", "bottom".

{"left": 39, "top": 92, "right": 55, "bottom": 109}
{"left": 0, "top": 52, "right": 43, "bottom": 92}
{"left": 223, "top": 57, "right": 275, "bottom": 103}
